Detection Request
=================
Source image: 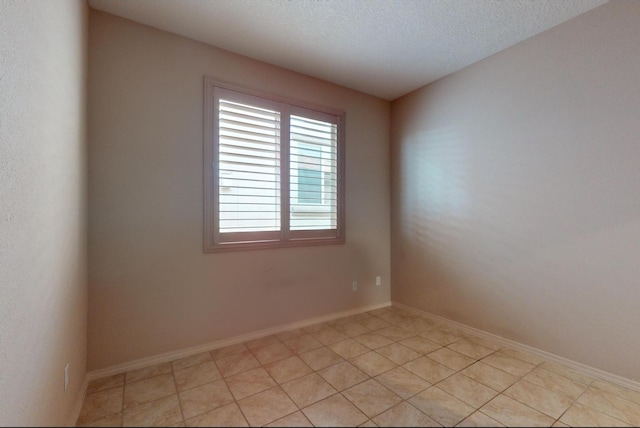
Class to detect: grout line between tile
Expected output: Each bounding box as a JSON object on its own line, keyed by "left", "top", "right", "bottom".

{"left": 78, "top": 307, "right": 640, "bottom": 428}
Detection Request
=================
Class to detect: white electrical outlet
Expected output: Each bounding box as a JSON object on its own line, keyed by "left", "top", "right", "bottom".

{"left": 64, "top": 363, "right": 70, "bottom": 391}
{"left": 376, "top": 276, "right": 381, "bottom": 286}
{"left": 352, "top": 280, "right": 358, "bottom": 291}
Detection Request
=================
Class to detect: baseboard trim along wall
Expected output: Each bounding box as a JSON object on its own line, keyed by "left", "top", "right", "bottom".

{"left": 69, "top": 377, "right": 89, "bottom": 427}
{"left": 86, "top": 301, "right": 392, "bottom": 382}
{"left": 86, "top": 299, "right": 640, "bottom": 395}
{"left": 392, "top": 301, "right": 640, "bottom": 392}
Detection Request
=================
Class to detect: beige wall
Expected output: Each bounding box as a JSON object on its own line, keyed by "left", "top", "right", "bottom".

{"left": 391, "top": 0, "right": 640, "bottom": 382}
{"left": 0, "top": 1, "right": 88, "bottom": 425}
{"left": 88, "top": 11, "right": 390, "bottom": 370}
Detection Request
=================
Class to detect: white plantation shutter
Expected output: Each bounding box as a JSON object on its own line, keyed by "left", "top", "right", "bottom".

{"left": 204, "top": 80, "right": 344, "bottom": 251}
{"left": 218, "top": 99, "right": 281, "bottom": 234}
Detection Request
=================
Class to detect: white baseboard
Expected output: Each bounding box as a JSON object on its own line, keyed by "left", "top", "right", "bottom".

{"left": 68, "top": 374, "right": 89, "bottom": 427}
{"left": 392, "top": 301, "right": 640, "bottom": 392}
{"left": 87, "top": 301, "right": 392, "bottom": 382}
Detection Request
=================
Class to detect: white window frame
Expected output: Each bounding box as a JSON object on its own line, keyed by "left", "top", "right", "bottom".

{"left": 204, "top": 77, "right": 345, "bottom": 252}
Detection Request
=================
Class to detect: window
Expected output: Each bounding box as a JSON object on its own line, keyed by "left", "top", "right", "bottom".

{"left": 204, "top": 78, "right": 345, "bottom": 252}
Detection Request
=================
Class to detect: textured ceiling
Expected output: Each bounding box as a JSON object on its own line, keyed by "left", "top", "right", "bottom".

{"left": 88, "top": 0, "right": 607, "bottom": 100}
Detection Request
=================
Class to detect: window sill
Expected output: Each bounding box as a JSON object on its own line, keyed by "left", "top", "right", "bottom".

{"left": 204, "top": 236, "right": 345, "bottom": 253}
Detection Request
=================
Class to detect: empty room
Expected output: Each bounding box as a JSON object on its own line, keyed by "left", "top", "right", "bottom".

{"left": 1, "top": 0, "right": 639, "bottom": 426}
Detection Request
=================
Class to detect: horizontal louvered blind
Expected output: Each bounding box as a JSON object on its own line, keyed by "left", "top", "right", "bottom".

{"left": 290, "top": 115, "right": 338, "bottom": 231}
{"left": 205, "top": 79, "right": 344, "bottom": 251}
{"left": 218, "top": 99, "right": 281, "bottom": 233}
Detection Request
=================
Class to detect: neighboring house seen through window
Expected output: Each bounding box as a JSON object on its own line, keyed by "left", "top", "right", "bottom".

{"left": 204, "top": 78, "right": 345, "bottom": 251}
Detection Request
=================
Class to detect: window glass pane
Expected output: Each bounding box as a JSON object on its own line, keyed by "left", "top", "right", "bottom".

{"left": 298, "top": 168, "right": 322, "bottom": 204}
{"left": 218, "top": 99, "right": 281, "bottom": 233}
{"left": 289, "top": 115, "right": 338, "bottom": 231}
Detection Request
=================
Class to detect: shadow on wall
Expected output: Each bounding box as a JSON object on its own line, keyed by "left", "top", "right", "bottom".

{"left": 392, "top": 126, "right": 520, "bottom": 325}
{"left": 400, "top": 127, "right": 468, "bottom": 258}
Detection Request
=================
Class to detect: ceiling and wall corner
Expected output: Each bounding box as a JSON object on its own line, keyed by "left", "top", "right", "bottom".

{"left": 2, "top": 0, "right": 637, "bottom": 424}
{"left": 390, "top": 0, "right": 640, "bottom": 382}
{"left": 87, "top": 9, "right": 391, "bottom": 370}
{"left": 87, "top": 0, "right": 607, "bottom": 100}
{"left": 82, "top": 0, "right": 640, "bottom": 382}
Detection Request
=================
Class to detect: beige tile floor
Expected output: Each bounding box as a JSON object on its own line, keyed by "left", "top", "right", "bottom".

{"left": 77, "top": 306, "right": 640, "bottom": 427}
